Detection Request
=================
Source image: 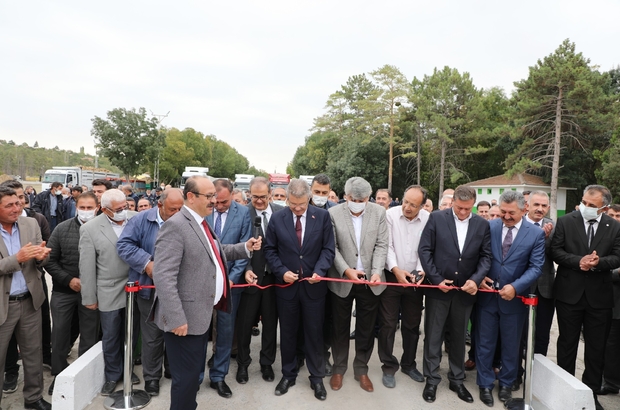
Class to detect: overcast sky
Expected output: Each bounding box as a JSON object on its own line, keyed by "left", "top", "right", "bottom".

{"left": 1, "top": 1, "right": 618, "bottom": 175}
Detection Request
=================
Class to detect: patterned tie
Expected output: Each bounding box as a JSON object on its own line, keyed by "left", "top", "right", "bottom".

{"left": 262, "top": 211, "right": 269, "bottom": 236}
{"left": 534, "top": 222, "right": 540, "bottom": 227}
{"left": 587, "top": 220, "right": 596, "bottom": 247}
{"left": 214, "top": 212, "right": 222, "bottom": 237}
{"left": 295, "top": 215, "right": 302, "bottom": 247}
{"left": 502, "top": 226, "right": 514, "bottom": 259}
{"left": 201, "top": 220, "right": 227, "bottom": 300}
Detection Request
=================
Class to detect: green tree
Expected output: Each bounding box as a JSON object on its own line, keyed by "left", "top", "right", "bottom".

{"left": 508, "top": 39, "right": 616, "bottom": 218}
{"left": 91, "top": 107, "right": 160, "bottom": 184}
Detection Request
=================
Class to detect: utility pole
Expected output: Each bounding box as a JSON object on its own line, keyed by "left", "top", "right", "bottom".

{"left": 150, "top": 111, "right": 170, "bottom": 188}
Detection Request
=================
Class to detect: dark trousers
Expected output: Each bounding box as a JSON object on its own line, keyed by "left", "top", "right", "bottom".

{"left": 100, "top": 308, "right": 125, "bottom": 382}
{"left": 277, "top": 285, "right": 325, "bottom": 384}
{"left": 331, "top": 285, "right": 380, "bottom": 377}
{"left": 209, "top": 290, "right": 241, "bottom": 382}
{"left": 164, "top": 331, "right": 209, "bottom": 410}
{"left": 603, "top": 318, "right": 620, "bottom": 390}
{"left": 556, "top": 295, "right": 612, "bottom": 391}
{"left": 236, "top": 276, "right": 278, "bottom": 367}
{"left": 378, "top": 284, "right": 423, "bottom": 375}
{"left": 136, "top": 294, "right": 164, "bottom": 382}
{"left": 424, "top": 295, "right": 472, "bottom": 385}
{"left": 475, "top": 297, "right": 527, "bottom": 390}
{"left": 50, "top": 291, "right": 100, "bottom": 375}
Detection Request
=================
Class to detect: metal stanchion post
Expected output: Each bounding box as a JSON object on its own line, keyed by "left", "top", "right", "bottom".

{"left": 505, "top": 294, "right": 537, "bottom": 410}
{"left": 104, "top": 282, "right": 151, "bottom": 410}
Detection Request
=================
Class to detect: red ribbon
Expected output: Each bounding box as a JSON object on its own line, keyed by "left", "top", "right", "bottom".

{"left": 127, "top": 278, "right": 537, "bottom": 305}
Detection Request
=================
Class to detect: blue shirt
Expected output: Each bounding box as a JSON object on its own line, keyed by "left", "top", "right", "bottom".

{"left": 0, "top": 222, "right": 29, "bottom": 295}
{"left": 50, "top": 192, "right": 57, "bottom": 217}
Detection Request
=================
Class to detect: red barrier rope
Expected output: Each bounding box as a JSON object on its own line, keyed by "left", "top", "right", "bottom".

{"left": 127, "top": 277, "right": 536, "bottom": 304}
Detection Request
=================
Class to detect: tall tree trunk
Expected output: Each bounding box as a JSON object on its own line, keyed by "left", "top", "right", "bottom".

{"left": 439, "top": 139, "right": 446, "bottom": 198}
{"left": 417, "top": 125, "right": 421, "bottom": 185}
{"left": 551, "top": 88, "right": 562, "bottom": 220}
{"left": 388, "top": 114, "right": 394, "bottom": 192}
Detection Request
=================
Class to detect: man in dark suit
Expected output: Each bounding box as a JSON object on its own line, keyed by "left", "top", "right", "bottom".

{"left": 151, "top": 176, "right": 260, "bottom": 410}
{"left": 264, "top": 179, "right": 335, "bottom": 401}
{"left": 551, "top": 185, "right": 620, "bottom": 410}
{"left": 418, "top": 185, "right": 492, "bottom": 404}
{"left": 236, "top": 177, "right": 283, "bottom": 384}
{"left": 0, "top": 186, "right": 52, "bottom": 410}
{"left": 476, "top": 191, "right": 545, "bottom": 406}
{"left": 205, "top": 179, "right": 251, "bottom": 398}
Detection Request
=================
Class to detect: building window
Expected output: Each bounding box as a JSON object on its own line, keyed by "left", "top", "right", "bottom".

{"left": 499, "top": 188, "right": 505, "bottom": 194}
{"left": 487, "top": 188, "right": 492, "bottom": 195}
{"left": 478, "top": 188, "right": 482, "bottom": 195}
{"left": 512, "top": 188, "right": 516, "bottom": 191}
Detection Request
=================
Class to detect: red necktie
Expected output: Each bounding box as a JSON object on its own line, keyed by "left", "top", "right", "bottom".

{"left": 295, "top": 215, "right": 302, "bottom": 247}
{"left": 202, "top": 220, "right": 227, "bottom": 301}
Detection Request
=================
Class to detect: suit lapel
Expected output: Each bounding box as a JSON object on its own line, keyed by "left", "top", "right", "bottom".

{"left": 283, "top": 208, "right": 299, "bottom": 247}
{"left": 343, "top": 205, "right": 357, "bottom": 248}
{"left": 302, "top": 207, "right": 317, "bottom": 251}
{"left": 182, "top": 208, "right": 215, "bottom": 264}
{"left": 591, "top": 214, "right": 610, "bottom": 250}
{"left": 461, "top": 215, "right": 477, "bottom": 255}
{"left": 444, "top": 210, "right": 460, "bottom": 254}
{"left": 505, "top": 223, "right": 529, "bottom": 261}
{"left": 492, "top": 220, "right": 503, "bottom": 257}
{"left": 221, "top": 204, "right": 236, "bottom": 238}
{"left": 573, "top": 212, "right": 590, "bottom": 250}
{"left": 99, "top": 217, "right": 120, "bottom": 246}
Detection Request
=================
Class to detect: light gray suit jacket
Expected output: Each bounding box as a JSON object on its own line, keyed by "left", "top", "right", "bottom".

{"left": 79, "top": 212, "right": 136, "bottom": 312}
{"left": 151, "top": 206, "right": 247, "bottom": 335}
{"left": 0, "top": 216, "right": 48, "bottom": 326}
{"left": 328, "top": 202, "right": 388, "bottom": 297}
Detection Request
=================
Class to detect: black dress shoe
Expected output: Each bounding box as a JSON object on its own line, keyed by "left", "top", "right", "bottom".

{"left": 325, "top": 360, "right": 333, "bottom": 376}
{"left": 449, "top": 382, "right": 474, "bottom": 403}
{"left": 261, "top": 365, "right": 275, "bottom": 382}
{"left": 24, "top": 398, "right": 52, "bottom": 410}
{"left": 479, "top": 388, "right": 494, "bottom": 407}
{"left": 311, "top": 381, "right": 327, "bottom": 400}
{"left": 422, "top": 382, "right": 437, "bottom": 403}
{"left": 237, "top": 365, "right": 249, "bottom": 384}
{"left": 511, "top": 377, "right": 522, "bottom": 391}
{"left": 275, "top": 378, "right": 295, "bottom": 396}
{"left": 498, "top": 385, "right": 512, "bottom": 402}
{"left": 210, "top": 380, "right": 233, "bottom": 398}
{"left": 101, "top": 380, "right": 117, "bottom": 396}
{"left": 599, "top": 385, "right": 619, "bottom": 395}
{"left": 144, "top": 380, "right": 160, "bottom": 396}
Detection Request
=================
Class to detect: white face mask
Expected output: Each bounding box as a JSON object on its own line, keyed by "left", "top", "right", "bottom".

{"left": 108, "top": 209, "right": 128, "bottom": 222}
{"left": 579, "top": 203, "right": 602, "bottom": 221}
{"left": 274, "top": 200, "right": 287, "bottom": 207}
{"left": 62, "top": 194, "right": 69, "bottom": 200}
{"left": 312, "top": 195, "right": 328, "bottom": 207}
{"left": 55, "top": 190, "right": 63, "bottom": 196}
{"left": 77, "top": 209, "right": 96, "bottom": 222}
{"left": 347, "top": 200, "right": 366, "bottom": 214}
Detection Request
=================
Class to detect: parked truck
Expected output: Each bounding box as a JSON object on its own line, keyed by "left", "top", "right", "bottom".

{"left": 180, "top": 167, "right": 210, "bottom": 189}
{"left": 299, "top": 175, "right": 315, "bottom": 186}
{"left": 269, "top": 173, "right": 290, "bottom": 190}
{"left": 234, "top": 174, "right": 254, "bottom": 191}
{"left": 41, "top": 167, "right": 120, "bottom": 191}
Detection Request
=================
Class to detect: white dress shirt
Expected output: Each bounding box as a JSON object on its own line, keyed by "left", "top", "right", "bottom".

{"left": 350, "top": 210, "right": 365, "bottom": 273}
{"left": 385, "top": 207, "right": 429, "bottom": 272}
{"left": 453, "top": 211, "right": 472, "bottom": 253}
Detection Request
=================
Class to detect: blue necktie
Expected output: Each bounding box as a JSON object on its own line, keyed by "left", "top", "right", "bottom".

{"left": 214, "top": 212, "right": 222, "bottom": 238}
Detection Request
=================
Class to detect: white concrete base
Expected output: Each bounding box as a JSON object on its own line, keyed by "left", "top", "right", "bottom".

{"left": 532, "top": 353, "right": 595, "bottom": 410}
{"left": 52, "top": 341, "right": 105, "bottom": 410}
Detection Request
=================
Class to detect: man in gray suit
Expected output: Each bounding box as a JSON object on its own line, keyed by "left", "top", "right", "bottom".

{"left": 328, "top": 177, "right": 388, "bottom": 393}
{"left": 0, "top": 187, "right": 51, "bottom": 410}
{"left": 151, "top": 176, "right": 261, "bottom": 410}
{"left": 79, "top": 189, "right": 137, "bottom": 396}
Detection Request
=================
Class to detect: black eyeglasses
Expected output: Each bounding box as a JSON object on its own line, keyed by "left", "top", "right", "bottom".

{"left": 192, "top": 192, "right": 217, "bottom": 200}
{"left": 251, "top": 195, "right": 269, "bottom": 201}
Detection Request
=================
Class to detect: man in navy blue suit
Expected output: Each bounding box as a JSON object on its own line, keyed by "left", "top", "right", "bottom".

{"left": 205, "top": 179, "right": 252, "bottom": 398}
{"left": 264, "top": 179, "right": 335, "bottom": 401}
{"left": 476, "top": 191, "right": 545, "bottom": 407}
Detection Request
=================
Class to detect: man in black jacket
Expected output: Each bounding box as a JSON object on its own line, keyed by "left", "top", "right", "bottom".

{"left": 32, "top": 182, "right": 64, "bottom": 232}
{"left": 46, "top": 191, "right": 101, "bottom": 394}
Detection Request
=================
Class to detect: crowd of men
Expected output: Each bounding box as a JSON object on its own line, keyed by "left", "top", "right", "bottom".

{"left": 0, "top": 174, "right": 619, "bottom": 410}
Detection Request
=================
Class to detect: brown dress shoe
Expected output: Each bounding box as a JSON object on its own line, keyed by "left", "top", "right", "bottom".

{"left": 464, "top": 360, "right": 476, "bottom": 371}
{"left": 330, "top": 374, "right": 343, "bottom": 391}
{"left": 354, "top": 374, "right": 374, "bottom": 392}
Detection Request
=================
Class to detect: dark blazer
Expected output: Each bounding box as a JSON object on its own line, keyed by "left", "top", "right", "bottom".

{"left": 264, "top": 205, "right": 335, "bottom": 301}
{"left": 206, "top": 200, "right": 252, "bottom": 287}
{"left": 478, "top": 218, "right": 546, "bottom": 314}
{"left": 418, "top": 208, "right": 492, "bottom": 305}
{"left": 244, "top": 203, "right": 283, "bottom": 294}
{"left": 530, "top": 216, "right": 556, "bottom": 299}
{"left": 32, "top": 190, "right": 64, "bottom": 224}
{"left": 551, "top": 211, "right": 620, "bottom": 309}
